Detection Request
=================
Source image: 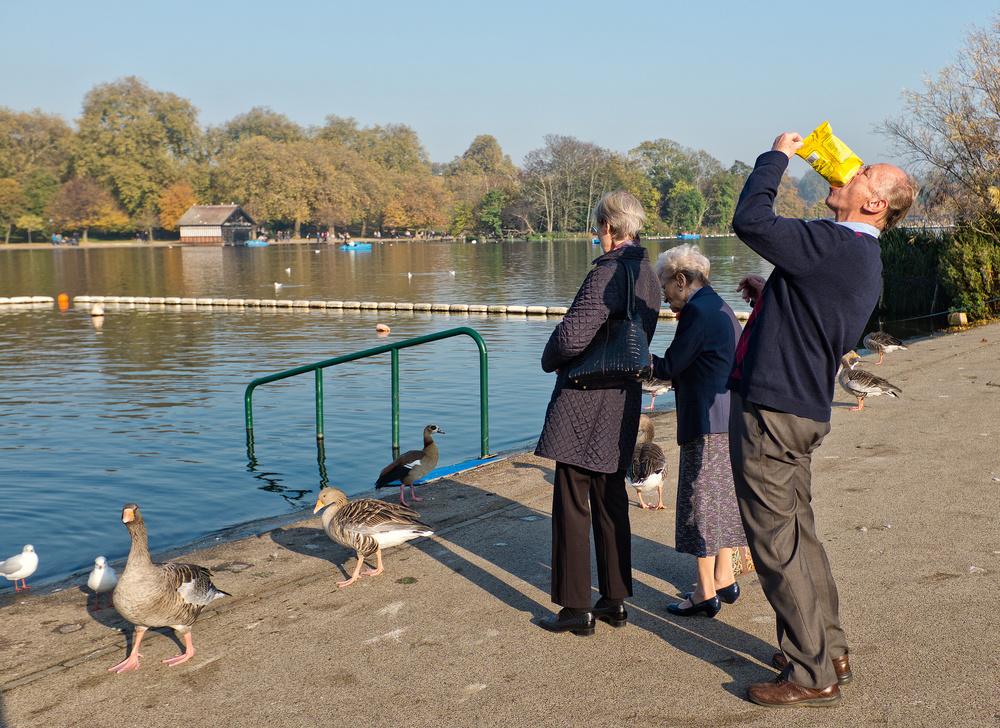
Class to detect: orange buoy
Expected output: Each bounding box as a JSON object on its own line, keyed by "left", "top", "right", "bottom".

{"left": 376, "top": 323, "right": 390, "bottom": 333}
{"left": 58, "top": 293, "right": 69, "bottom": 309}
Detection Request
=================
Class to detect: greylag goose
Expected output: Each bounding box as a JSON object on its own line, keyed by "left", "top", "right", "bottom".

{"left": 87, "top": 556, "right": 118, "bottom": 611}
{"left": 1, "top": 544, "right": 38, "bottom": 591}
{"left": 313, "top": 487, "right": 433, "bottom": 587}
{"left": 627, "top": 415, "right": 667, "bottom": 510}
{"left": 838, "top": 352, "right": 902, "bottom": 411}
{"left": 375, "top": 424, "right": 444, "bottom": 506}
{"left": 863, "top": 331, "right": 907, "bottom": 364}
{"left": 109, "top": 504, "right": 230, "bottom": 673}
{"left": 642, "top": 377, "right": 672, "bottom": 410}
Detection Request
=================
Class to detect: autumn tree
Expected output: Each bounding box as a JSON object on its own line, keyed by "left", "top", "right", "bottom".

{"left": 21, "top": 169, "right": 60, "bottom": 218}
{"left": 630, "top": 138, "right": 725, "bottom": 229}
{"left": 773, "top": 174, "right": 807, "bottom": 219}
{"left": 878, "top": 13, "right": 1000, "bottom": 236}
{"left": 158, "top": 180, "right": 198, "bottom": 231}
{"left": 15, "top": 213, "right": 44, "bottom": 243}
{"left": 702, "top": 161, "right": 752, "bottom": 231}
{"left": 662, "top": 180, "right": 705, "bottom": 231}
{"left": 316, "top": 115, "right": 440, "bottom": 233}
{"left": 522, "top": 135, "right": 610, "bottom": 233}
{"left": 0, "top": 108, "right": 72, "bottom": 181}
{"left": 211, "top": 137, "right": 312, "bottom": 234}
{"left": 445, "top": 135, "right": 519, "bottom": 237}
{"left": 205, "top": 107, "right": 305, "bottom": 160}
{"left": 72, "top": 77, "right": 200, "bottom": 221}
{"left": 47, "top": 177, "right": 129, "bottom": 242}
{"left": 0, "top": 179, "right": 25, "bottom": 244}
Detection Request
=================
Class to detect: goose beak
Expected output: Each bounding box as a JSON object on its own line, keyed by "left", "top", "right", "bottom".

{"left": 122, "top": 508, "right": 135, "bottom": 524}
{"left": 313, "top": 500, "right": 323, "bottom": 514}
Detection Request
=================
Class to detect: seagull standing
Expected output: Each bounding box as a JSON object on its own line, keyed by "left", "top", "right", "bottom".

{"left": 1, "top": 545, "right": 38, "bottom": 591}
{"left": 88, "top": 556, "right": 118, "bottom": 610}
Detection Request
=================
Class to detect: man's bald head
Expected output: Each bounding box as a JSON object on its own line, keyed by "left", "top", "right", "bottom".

{"left": 872, "top": 164, "right": 919, "bottom": 232}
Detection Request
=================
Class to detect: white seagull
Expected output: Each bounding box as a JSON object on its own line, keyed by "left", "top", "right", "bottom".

{"left": 88, "top": 556, "right": 119, "bottom": 610}
{"left": 1, "top": 544, "right": 38, "bottom": 591}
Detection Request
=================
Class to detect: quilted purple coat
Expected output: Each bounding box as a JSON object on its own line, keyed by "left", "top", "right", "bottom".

{"left": 535, "top": 244, "right": 661, "bottom": 473}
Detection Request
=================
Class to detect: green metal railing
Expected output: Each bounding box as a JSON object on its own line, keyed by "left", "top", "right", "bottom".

{"left": 244, "top": 326, "right": 490, "bottom": 459}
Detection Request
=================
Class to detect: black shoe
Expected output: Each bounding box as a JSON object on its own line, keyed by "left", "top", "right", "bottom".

{"left": 685, "top": 581, "right": 740, "bottom": 605}
{"left": 539, "top": 608, "right": 595, "bottom": 636}
{"left": 666, "top": 595, "right": 721, "bottom": 618}
{"left": 717, "top": 582, "right": 740, "bottom": 604}
{"left": 593, "top": 597, "right": 627, "bottom": 628}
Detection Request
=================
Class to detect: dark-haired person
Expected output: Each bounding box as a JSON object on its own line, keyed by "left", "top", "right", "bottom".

{"left": 728, "top": 133, "right": 917, "bottom": 708}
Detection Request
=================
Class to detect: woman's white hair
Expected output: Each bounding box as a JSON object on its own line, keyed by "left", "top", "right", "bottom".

{"left": 654, "top": 244, "right": 711, "bottom": 287}
{"left": 591, "top": 190, "right": 646, "bottom": 241}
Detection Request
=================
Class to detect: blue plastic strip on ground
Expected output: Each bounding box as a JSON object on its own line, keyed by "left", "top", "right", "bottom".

{"left": 386, "top": 456, "right": 505, "bottom": 485}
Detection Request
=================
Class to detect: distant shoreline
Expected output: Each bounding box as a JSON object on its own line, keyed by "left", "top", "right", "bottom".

{"left": 1, "top": 234, "right": 736, "bottom": 252}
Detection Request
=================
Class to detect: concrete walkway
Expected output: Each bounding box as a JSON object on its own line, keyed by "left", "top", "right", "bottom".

{"left": 1, "top": 322, "right": 999, "bottom": 728}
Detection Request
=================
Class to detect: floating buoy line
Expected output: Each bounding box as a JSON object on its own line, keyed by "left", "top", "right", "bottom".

{"left": 0, "top": 295, "right": 751, "bottom": 321}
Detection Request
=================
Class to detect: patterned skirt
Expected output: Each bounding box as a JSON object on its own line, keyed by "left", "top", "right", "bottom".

{"left": 675, "top": 433, "right": 748, "bottom": 558}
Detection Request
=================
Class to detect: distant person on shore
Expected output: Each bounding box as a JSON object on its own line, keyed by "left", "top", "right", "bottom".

{"left": 728, "top": 133, "right": 917, "bottom": 708}
{"left": 535, "top": 190, "right": 661, "bottom": 636}
{"left": 649, "top": 244, "right": 746, "bottom": 619}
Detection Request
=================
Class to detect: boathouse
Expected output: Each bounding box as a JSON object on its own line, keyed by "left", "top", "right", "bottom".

{"left": 177, "top": 205, "right": 256, "bottom": 245}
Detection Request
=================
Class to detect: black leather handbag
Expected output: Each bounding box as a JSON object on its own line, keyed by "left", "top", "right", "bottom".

{"left": 566, "top": 259, "right": 652, "bottom": 389}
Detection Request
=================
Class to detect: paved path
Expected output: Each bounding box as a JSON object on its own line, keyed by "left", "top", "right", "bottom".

{"left": 1, "top": 322, "right": 998, "bottom": 728}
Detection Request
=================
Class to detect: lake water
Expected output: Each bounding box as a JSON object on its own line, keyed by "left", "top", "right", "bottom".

{"left": 0, "top": 238, "right": 771, "bottom": 587}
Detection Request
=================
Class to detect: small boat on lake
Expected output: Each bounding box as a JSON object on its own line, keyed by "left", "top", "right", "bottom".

{"left": 339, "top": 243, "right": 372, "bottom": 251}
{"left": 677, "top": 233, "right": 700, "bottom": 240}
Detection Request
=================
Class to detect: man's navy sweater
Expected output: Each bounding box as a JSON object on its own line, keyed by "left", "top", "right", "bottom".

{"left": 727, "top": 151, "right": 882, "bottom": 422}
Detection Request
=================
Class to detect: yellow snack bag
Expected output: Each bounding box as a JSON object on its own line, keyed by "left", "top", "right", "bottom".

{"left": 795, "top": 121, "right": 863, "bottom": 187}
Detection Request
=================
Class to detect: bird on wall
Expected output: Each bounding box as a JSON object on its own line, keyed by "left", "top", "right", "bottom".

{"left": 838, "top": 352, "right": 902, "bottom": 411}
{"left": 375, "top": 424, "right": 444, "bottom": 506}
{"left": 863, "top": 331, "right": 907, "bottom": 364}
{"left": 109, "top": 504, "right": 230, "bottom": 673}
{"left": 1, "top": 544, "right": 38, "bottom": 591}
{"left": 627, "top": 415, "right": 667, "bottom": 510}
{"left": 87, "top": 556, "right": 118, "bottom": 611}
{"left": 313, "top": 487, "right": 433, "bottom": 587}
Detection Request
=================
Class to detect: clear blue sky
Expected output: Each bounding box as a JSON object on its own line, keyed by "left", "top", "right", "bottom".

{"left": 4, "top": 0, "right": 997, "bottom": 174}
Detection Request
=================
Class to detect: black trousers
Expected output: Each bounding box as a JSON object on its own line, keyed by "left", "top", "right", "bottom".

{"left": 729, "top": 394, "right": 847, "bottom": 689}
{"left": 550, "top": 462, "right": 633, "bottom": 608}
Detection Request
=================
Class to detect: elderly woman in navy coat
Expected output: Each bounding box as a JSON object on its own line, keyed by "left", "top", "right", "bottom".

{"left": 652, "top": 244, "right": 747, "bottom": 618}
{"left": 534, "top": 191, "right": 661, "bottom": 635}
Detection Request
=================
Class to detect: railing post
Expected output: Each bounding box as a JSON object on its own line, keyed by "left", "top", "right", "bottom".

{"left": 391, "top": 348, "right": 400, "bottom": 459}
{"left": 315, "top": 368, "right": 324, "bottom": 440}
{"left": 479, "top": 340, "right": 490, "bottom": 459}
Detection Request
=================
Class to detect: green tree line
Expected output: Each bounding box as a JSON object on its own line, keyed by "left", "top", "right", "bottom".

{"left": 0, "top": 76, "right": 833, "bottom": 243}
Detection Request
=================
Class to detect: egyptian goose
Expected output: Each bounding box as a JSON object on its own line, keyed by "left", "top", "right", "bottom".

{"left": 627, "top": 415, "right": 667, "bottom": 510}
{"left": 863, "top": 331, "right": 907, "bottom": 364}
{"left": 1, "top": 544, "right": 38, "bottom": 591}
{"left": 109, "top": 504, "right": 230, "bottom": 673}
{"left": 375, "top": 424, "right": 444, "bottom": 506}
{"left": 313, "top": 487, "right": 433, "bottom": 587}
{"left": 838, "top": 352, "right": 902, "bottom": 411}
{"left": 642, "top": 377, "right": 672, "bottom": 410}
{"left": 87, "top": 556, "right": 118, "bottom": 611}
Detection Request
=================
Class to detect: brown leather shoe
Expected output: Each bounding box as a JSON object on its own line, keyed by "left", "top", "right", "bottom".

{"left": 747, "top": 676, "right": 841, "bottom": 708}
{"left": 772, "top": 652, "right": 853, "bottom": 685}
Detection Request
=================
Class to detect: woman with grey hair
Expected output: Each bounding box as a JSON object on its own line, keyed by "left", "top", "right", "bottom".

{"left": 535, "top": 190, "right": 661, "bottom": 635}
{"left": 651, "top": 244, "right": 748, "bottom": 618}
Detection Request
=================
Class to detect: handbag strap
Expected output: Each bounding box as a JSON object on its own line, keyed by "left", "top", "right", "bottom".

{"left": 620, "top": 257, "right": 639, "bottom": 322}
